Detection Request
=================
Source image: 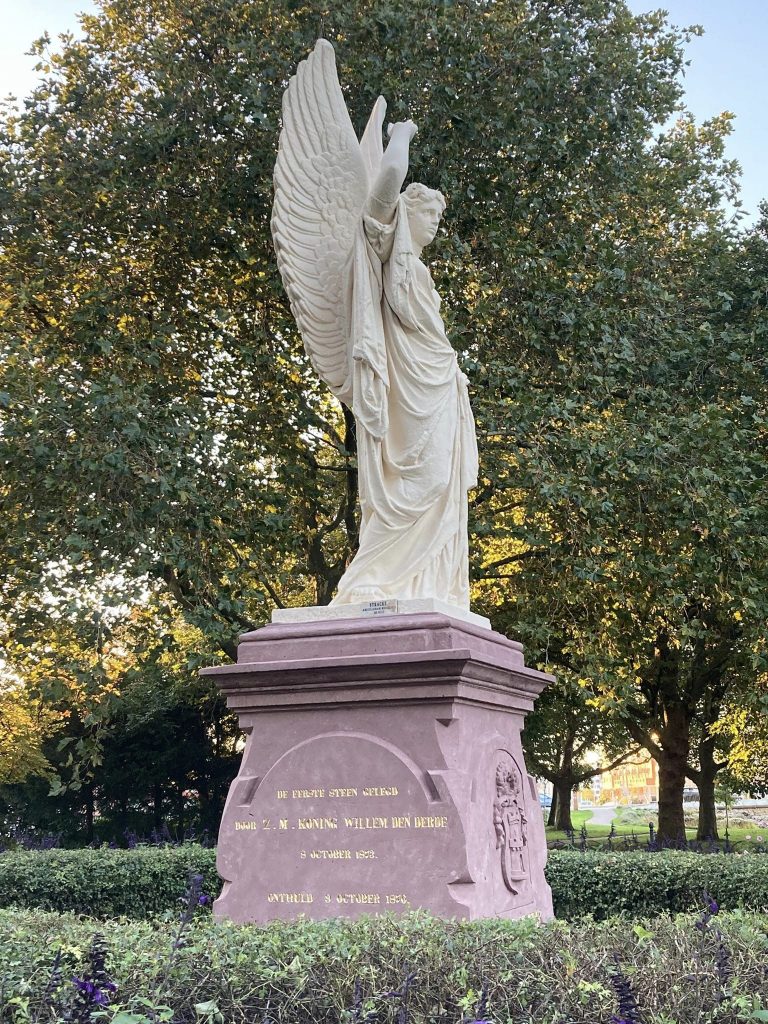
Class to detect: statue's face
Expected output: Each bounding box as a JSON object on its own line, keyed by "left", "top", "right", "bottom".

{"left": 407, "top": 196, "right": 444, "bottom": 249}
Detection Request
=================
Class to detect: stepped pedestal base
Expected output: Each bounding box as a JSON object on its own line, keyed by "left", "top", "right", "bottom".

{"left": 202, "top": 613, "right": 554, "bottom": 922}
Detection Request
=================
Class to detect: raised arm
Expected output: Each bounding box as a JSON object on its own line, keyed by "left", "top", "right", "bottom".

{"left": 366, "top": 120, "right": 418, "bottom": 224}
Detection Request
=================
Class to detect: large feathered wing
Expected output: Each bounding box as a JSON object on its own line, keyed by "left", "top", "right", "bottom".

{"left": 271, "top": 39, "right": 370, "bottom": 405}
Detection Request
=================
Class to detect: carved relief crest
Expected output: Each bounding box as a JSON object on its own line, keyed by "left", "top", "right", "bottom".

{"left": 492, "top": 754, "right": 528, "bottom": 894}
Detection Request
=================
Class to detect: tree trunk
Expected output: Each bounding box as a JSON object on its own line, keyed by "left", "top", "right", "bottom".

{"left": 84, "top": 786, "right": 95, "bottom": 844}
{"left": 342, "top": 404, "right": 359, "bottom": 553}
{"left": 696, "top": 772, "right": 718, "bottom": 842}
{"left": 547, "top": 789, "right": 558, "bottom": 828}
{"left": 198, "top": 775, "right": 212, "bottom": 834}
{"left": 553, "top": 778, "right": 575, "bottom": 832}
{"left": 657, "top": 755, "right": 687, "bottom": 845}
{"left": 174, "top": 783, "right": 185, "bottom": 835}
{"left": 152, "top": 781, "right": 163, "bottom": 831}
{"left": 118, "top": 795, "right": 128, "bottom": 835}
{"left": 550, "top": 726, "right": 577, "bottom": 832}
{"left": 656, "top": 704, "right": 690, "bottom": 845}
{"left": 315, "top": 573, "right": 336, "bottom": 607}
{"left": 695, "top": 732, "right": 721, "bottom": 840}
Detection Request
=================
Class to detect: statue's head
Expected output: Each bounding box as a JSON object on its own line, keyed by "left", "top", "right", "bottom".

{"left": 403, "top": 182, "right": 446, "bottom": 248}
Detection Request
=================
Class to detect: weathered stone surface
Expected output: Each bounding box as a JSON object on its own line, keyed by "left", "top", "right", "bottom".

{"left": 203, "top": 613, "right": 554, "bottom": 923}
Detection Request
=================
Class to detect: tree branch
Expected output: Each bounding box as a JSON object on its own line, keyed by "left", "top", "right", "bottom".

{"left": 478, "top": 548, "right": 548, "bottom": 576}
{"left": 623, "top": 717, "right": 665, "bottom": 762}
{"left": 576, "top": 746, "right": 643, "bottom": 783}
{"left": 258, "top": 575, "right": 285, "bottom": 611}
{"left": 160, "top": 564, "right": 256, "bottom": 654}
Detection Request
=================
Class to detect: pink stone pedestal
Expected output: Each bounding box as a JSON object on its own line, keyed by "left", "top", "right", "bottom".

{"left": 202, "top": 613, "right": 554, "bottom": 923}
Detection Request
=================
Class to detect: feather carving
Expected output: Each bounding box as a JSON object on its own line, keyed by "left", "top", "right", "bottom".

{"left": 271, "top": 39, "right": 372, "bottom": 404}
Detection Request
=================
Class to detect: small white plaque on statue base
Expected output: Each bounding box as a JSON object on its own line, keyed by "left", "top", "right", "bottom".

{"left": 271, "top": 598, "right": 491, "bottom": 630}
{"left": 360, "top": 599, "right": 399, "bottom": 617}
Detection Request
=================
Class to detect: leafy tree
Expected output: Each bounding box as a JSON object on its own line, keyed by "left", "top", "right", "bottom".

{"left": 478, "top": 180, "right": 767, "bottom": 842}
{"left": 0, "top": 0, "right": 716, "bottom": 629}
{"left": 91, "top": 621, "right": 240, "bottom": 840}
{"left": 1, "top": 0, "right": 765, "bottom": 844}
{"left": 0, "top": 679, "right": 58, "bottom": 786}
{"left": 522, "top": 677, "right": 639, "bottom": 832}
{"left": 714, "top": 683, "right": 768, "bottom": 799}
{"left": 0, "top": 603, "right": 240, "bottom": 844}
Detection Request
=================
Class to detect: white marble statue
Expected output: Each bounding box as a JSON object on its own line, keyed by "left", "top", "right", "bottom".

{"left": 272, "top": 39, "right": 478, "bottom": 609}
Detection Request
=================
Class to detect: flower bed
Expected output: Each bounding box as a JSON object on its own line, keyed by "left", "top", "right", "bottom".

{"left": 1, "top": 903, "right": 766, "bottom": 1023}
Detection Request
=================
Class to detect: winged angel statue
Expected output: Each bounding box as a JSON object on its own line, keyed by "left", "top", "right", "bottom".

{"left": 272, "top": 40, "right": 478, "bottom": 608}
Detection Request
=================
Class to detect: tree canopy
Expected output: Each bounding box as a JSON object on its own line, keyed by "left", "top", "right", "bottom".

{"left": 1, "top": 0, "right": 765, "bottom": 842}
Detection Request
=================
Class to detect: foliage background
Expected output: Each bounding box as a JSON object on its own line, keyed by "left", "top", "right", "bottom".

{"left": 0, "top": 0, "right": 766, "bottom": 842}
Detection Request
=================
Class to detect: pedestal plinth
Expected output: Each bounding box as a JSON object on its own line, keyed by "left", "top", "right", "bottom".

{"left": 202, "top": 613, "right": 554, "bottom": 922}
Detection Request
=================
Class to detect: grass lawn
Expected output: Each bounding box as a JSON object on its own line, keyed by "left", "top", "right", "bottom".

{"left": 544, "top": 808, "right": 658, "bottom": 846}
{"left": 543, "top": 806, "right": 768, "bottom": 851}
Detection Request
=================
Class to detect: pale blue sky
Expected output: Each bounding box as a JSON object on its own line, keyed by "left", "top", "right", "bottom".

{"left": 2, "top": 0, "right": 765, "bottom": 223}
{"left": 627, "top": 0, "right": 767, "bottom": 224}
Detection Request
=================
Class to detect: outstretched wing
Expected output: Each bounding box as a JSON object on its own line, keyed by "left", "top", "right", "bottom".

{"left": 271, "top": 39, "right": 369, "bottom": 404}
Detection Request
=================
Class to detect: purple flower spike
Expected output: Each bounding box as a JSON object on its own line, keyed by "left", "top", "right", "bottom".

{"left": 72, "top": 977, "right": 116, "bottom": 1006}
{"left": 609, "top": 962, "right": 644, "bottom": 1024}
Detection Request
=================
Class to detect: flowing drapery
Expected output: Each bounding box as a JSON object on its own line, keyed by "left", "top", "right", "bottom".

{"left": 332, "top": 196, "right": 478, "bottom": 608}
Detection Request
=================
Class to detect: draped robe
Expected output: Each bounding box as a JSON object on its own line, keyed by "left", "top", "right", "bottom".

{"left": 331, "top": 194, "right": 478, "bottom": 608}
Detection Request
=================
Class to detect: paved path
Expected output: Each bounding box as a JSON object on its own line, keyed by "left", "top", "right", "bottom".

{"left": 586, "top": 805, "right": 616, "bottom": 825}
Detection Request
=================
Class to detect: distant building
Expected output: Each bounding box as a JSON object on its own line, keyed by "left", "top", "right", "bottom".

{"left": 586, "top": 754, "right": 659, "bottom": 805}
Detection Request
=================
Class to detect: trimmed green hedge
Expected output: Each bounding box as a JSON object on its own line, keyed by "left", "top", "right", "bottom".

{"left": 2, "top": 907, "right": 768, "bottom": 1024}
{"left": 0, "top": 846, "right": 219, "bottom": 918}
{"left": 0, "top": 846, "right": 766, "bottom": 919}
{"left": 549, "top": 850, "right": 768, "bottom": 919}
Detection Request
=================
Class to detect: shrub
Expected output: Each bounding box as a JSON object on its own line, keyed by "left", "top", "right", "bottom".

{"left": 546, "top": 849, "right": 768, "bottom": 919}
{"left": 1, "top": 846, "right": 767, "bottom": 920}
{"left": 1, "top": 907, "right": 767, "bottom": 1023}
{"left": 0, "top": 845, "right": 218, "bottom": 917}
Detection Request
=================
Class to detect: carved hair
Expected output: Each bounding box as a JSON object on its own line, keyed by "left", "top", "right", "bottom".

{"left": 403, "top": 181, "right": 446, "bottom": 213}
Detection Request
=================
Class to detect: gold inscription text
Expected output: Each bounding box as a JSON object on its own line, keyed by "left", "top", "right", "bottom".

{"left": 274, "top": 785, "right": 399, "bottom": 799}
{"left": 343, "top": 816, "right": 388, "bottom": 829}
{"left": 336, "top": 893, "right": 381, "bottom": 905}
{"left": 266, "top": 892, "right": 314, "bottom": 904}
